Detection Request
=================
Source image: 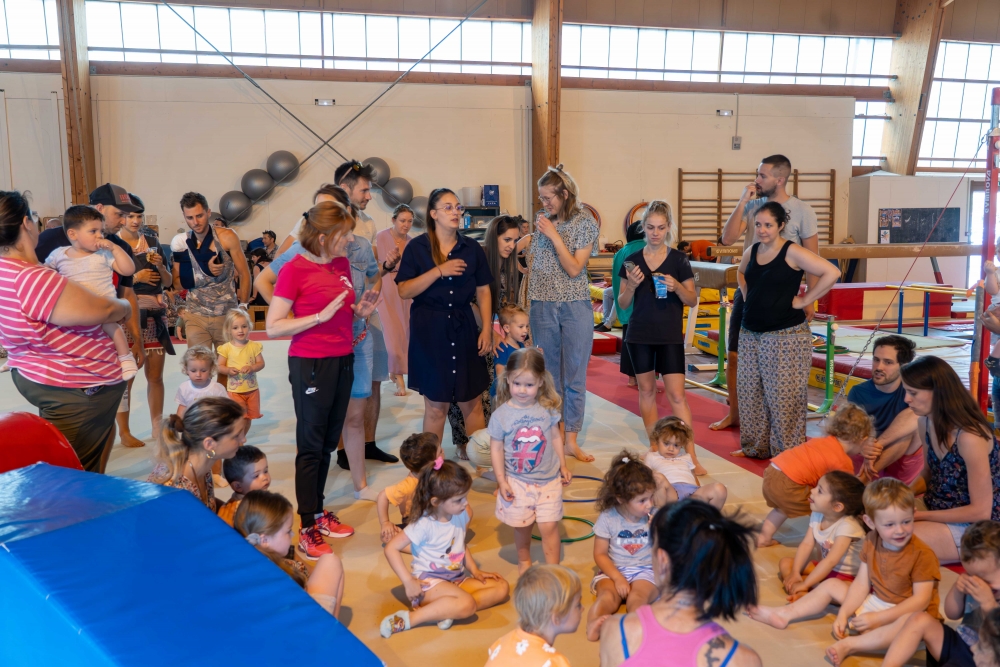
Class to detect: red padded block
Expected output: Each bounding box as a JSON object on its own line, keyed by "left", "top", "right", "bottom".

{"left": 592, "top": 333, "right": 618, "bottom": 355}
{"left": 0, "top": 412, "right": 83, "bottom": 474}
{"left": 817, "top": 283, "right": 952, "bottom": 321}
{"left": 811, "top": 352, "right": 873, "bottom": 379}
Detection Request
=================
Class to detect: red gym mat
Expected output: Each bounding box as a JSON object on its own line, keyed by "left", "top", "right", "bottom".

{"left": 585, "top": 356, "right": 770, "bottom": 476}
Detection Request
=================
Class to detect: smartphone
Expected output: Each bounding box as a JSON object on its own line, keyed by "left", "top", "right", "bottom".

{"left": 623, "top": 261, "right": 636, "bottom": 272}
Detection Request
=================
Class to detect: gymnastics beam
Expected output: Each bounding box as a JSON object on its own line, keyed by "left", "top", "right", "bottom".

{"left": 705, "top": 243, "right": 983, "bottom": 259}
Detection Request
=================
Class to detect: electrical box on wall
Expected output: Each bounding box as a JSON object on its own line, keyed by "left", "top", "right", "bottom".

{"left": 732, "top": 136, "right": 742, "bottom": 150}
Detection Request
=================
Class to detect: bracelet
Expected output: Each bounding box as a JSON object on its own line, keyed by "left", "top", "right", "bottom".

{"left": 315, "top": 313, "right": 320, "bottom": 324}
{"left": 438, "top": 266, "right": 444, "bottom": 278}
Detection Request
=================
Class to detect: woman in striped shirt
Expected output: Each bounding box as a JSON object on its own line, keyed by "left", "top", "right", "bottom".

{"left": 0, "top": 190, "right": 131, "bottom": 472}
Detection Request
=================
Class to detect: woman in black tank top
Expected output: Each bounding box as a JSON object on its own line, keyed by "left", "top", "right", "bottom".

{"left": 735, "top": 202, "right": 841, "bottom": 459}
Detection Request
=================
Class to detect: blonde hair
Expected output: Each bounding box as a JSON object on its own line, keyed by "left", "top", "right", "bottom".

{"left": 181, "top": 344, "right": 217, "bottom": 376}
{"left": 496, "top": 347, "right": 562, "bottom": 412}
{"left": 233, "top": 490, "right": 307, "bottom": 587}
{"left": 537, "top": 164, "right": 582, "bottom": 221}
{"left": 153, "top": 397, "right": 245, "bottom": 485}
{"left": 862, "top": 477, "right": 915, "bottom": 518}
{"left": 498, "top": 304, "right": 528, "bottom": 328}
{"left": 824, "top": 402, "right": 873, "bottom": 445}
{"left": 299, "top": 200, "right": 355, "bottom": 256}
{"left": 650, "top": 416, "right": 692, "bottom": 448}
{"left": 515, "top": 564, "right": 582, "bottom": 635}
{"left": 642, "top": 199, "right": 676, "bottom": 249}
{"left": 223, "top": 307, "right": 251, "bottom": 343}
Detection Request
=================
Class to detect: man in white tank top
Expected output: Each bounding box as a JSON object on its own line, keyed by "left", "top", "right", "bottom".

{"left": 710, "top": 155, "right": 820, "bottom": 432}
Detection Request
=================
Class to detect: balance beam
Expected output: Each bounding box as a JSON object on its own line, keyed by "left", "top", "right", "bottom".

{"left": 706, "top": 243, "right": 983, "bottom": 259}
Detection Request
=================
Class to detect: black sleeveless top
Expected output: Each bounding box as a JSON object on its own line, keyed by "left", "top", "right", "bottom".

{"left": 743, "top": 240, "right": 805, "bottom": 333}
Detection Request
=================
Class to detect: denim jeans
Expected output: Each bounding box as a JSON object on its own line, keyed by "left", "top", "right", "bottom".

{"left": 529, "top": 299, "right": 593, "bottom": 432}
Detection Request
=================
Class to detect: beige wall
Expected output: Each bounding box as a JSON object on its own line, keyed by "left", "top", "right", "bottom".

{"left": 0, "top": 71, "right": 851, "bottom": 246}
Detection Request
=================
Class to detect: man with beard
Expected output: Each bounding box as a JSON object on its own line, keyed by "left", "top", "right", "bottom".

{"left": 709, "top": 154, "right": 820, "bottom": 432}
{"left": 848, "top": 335, "right": 923, "bottom": 484}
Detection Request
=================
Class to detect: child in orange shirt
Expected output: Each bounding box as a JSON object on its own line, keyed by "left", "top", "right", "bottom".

{"left": 758, "top": 403, "right": 871, "bottom": 547}
{"left": 485, "top": 564, "right": 581, "bottom": 667}
{"left": 218, "top": 445, "right": 270, "bottom": 526}
{"left": 377, "top": 433, "right": 441, "bottom": 543}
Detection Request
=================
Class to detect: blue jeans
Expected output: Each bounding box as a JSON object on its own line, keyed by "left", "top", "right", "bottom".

{"left": 530, "top": 299, "right": 592, "bottom": 433}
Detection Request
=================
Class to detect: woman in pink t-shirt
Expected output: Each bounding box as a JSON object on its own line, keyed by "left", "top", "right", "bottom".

{"left": 266, "top": 201, "right": 377, "bottom": 560}
{"left": 0, "top": 190, "right": 131, "bottom": 472}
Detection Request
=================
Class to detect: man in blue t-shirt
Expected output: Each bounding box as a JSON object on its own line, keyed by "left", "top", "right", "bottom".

{"left": 847, "top": 335, "right": 922, "bottom": 483}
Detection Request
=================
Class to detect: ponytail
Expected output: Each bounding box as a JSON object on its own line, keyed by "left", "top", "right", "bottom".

{"left": 233, "top": 490, "right": 307, "bottom": 588}
{"left": 153, "top": 397, "right": 245, "bottom": 484}
{"left": 650, "top": 499, "right": 758, "bottom": 621}
{"left": 407, "top": 458, "right": 472, "bottom": 524}
{"left": 822, "top": 470, "right": 867, "bottom": 529}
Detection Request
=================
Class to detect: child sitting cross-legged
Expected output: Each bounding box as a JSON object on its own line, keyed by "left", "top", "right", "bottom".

{"left": 643, "top": 417, "right": 727, "bottom": 510}
{"left": 883, "top": 519, "right": 1000, "bottom": 667}
{"left": 748, "top": 477, "right": 942, "bottom": 666}
{"left": 779, "top": 470, "right": 866, "bottom": 602}
{"left": 234, "top": 490, "right": 345, "bottom": 617}
{"left": 485, "top": 564, "right": 582, "bottom": 667}
{"left": 757, "top": 402, "right": 872, "bottom": 547}
{"left": 381, "top": 458, "right": 510, "bottom": 638}
{"left": 218, "top": 445, "right": 270, "bottom": 527}
{"left": 585, "top": 450, "right": 664, "bottom": 641}
{"left": 378, "top": 432, "right": 441, "bottom": 544}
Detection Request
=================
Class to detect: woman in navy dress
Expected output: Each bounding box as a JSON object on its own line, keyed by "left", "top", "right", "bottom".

{"left": 396, "top": 188, "right": 493, "bottom": 459}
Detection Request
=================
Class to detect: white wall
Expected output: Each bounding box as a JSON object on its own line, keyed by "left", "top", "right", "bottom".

{"left": 0, "top": 71, "right": 853, "bottom": 246}
{"left": 848, "top": 173, "right": 972, "bottom": 287}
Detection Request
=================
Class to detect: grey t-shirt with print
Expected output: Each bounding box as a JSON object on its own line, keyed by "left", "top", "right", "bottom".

{"left": 527, "top": 209, "right": 600, "bottom": 302}
{"left": 594, "top": 507, "right": 653, "bottom": 570}
{"left": 741, "top": 196, "right": 819, "bottom": 250}
{"left": 487, "top": 402, "right": 562, "bottom": 483}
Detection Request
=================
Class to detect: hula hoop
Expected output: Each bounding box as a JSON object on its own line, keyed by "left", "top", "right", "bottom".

{"left": 531, "top": 515, "right": 595, "bottom": 543}
{"left": 563, "top": 474, "right": 603, "bottom": 503}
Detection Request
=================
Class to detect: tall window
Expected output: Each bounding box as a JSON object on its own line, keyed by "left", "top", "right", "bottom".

{"left": 918, "top": 40, "right": 999, "bottom": 170}
{"left": 0, "top": 0, "right": 533, "bottom": 73}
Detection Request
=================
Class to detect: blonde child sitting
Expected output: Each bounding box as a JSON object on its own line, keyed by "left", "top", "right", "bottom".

{"left": 234, "top": 490, "right": 344, "bottom": 617}
{"left": 217, "top": 307, "right": 265, "bottom": 437}
{"left": 486, "top": 564, "right": 582, "bottom": 667}
{"left": 883, "top": 520, "right": 1000, "bottom": 667}
{"left": 749, "top": 477, "right": 942, "bottom": 666}
{"left": 643, "top": 417, "right": 727, "bottom": 510}
{"left": 757, "top": 403, "right": 872, "bottom": 547}
{"left": 381, "top": 458, "right": 509, "bottom": 637}
{"left": 219, "top": 445, "right": 270, "bottom": 526}
{"left": 779, "top": 470, "right": 866, "bottom": 601}
{"left": 490, "top": 347, "right": 570, "bottom": 574}
{"left": 378, "top": 432, "right": 441, "bottom": 543}
{"left": 586, "top": 450, "right": 663, "bottom": 641}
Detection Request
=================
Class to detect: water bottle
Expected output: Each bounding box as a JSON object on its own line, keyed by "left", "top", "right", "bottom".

{"left": 463, "top": 212, "right": 471, "bottom": 229}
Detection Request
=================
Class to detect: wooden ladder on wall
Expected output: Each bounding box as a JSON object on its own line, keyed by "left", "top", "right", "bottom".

{"left": 677, "top": 168, "right": 836, "bottom": 243}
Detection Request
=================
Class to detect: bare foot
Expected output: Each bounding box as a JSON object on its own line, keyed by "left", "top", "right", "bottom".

{"left": 455, "top": 445, "right": 469, "bottom": 461}
{"left": 825, "top": 639, "right": 853, "bottom": 666}
{"left": 120, "top": 432, "right": 145, "bottom": 448}
{"left": 729, "top": 449, "right": 746, "bottom": 458}
{"left": 746, "top": 605, "right": 789, "bottom": 630}
{"left": 709, "top": 414, "right": 738, "bottom": 431}
{"left": 756, "top": 536, "right": 779, "bottom": 548}
{"left": 627, "top": 378, "right": 637, "bottom": 387}
{"left": 586, "top": 614, "right": 610, "bottom": 642}
{"left": 568, "top": 444, "right": 595, "bottom": 463}
{"left": 392, "top": 375, "right": 407, "bottom": 396}
{"left": 693, "top": 464, "right": 708, "bottom": 476}
{"left": 518, "top": 561, "right": 531, "bottom": 575}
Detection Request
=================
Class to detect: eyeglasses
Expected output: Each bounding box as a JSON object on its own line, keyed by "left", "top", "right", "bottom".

{"left": 435, "top": 204, "right": 465, "bottom": 213}
{"left": 538, "top": 195, "right": 559, "bottom": 205}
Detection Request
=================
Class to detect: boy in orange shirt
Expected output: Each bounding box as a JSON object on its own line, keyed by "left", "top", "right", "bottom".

{"left": 486, "top": 564, "right": 581, "bottom": 667}
{"left": 218, "top": 445, "right": 270, "bottom": 526}
{"left": 758, "top": 403, "right": 871, "bottom": 547}
{"left": 749, "top": 478, "right": 941, "bottom": 665}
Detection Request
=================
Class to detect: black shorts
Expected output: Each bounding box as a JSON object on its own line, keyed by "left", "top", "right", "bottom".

{"left": 929, "top": 623, "right": 975, "bottom": 667}
{"left": 620, "top": 323, "right": 635, "bottom": 377}
{"left": 728, "top": 289, "right": 744, "bottom": 354}
{"left": 624, "top": 342, "right": 686, "bottom": 376}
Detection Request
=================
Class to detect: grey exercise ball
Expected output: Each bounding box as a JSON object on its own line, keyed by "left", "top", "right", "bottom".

{"left": 241, "top": 169, "right": 275, "bottom": 200}
{"left": 382, "top": 177, "right": 413, "bottom": 205}
{"left": 409, "top": 195, "right": 428, "bottom": 228}
{"left": 218, "top": 190, "right": 252, "bottom": 222}
{"left": 364, "top": 157, "right": 390, "bottom": 187}
{"left": 266, "top": 150, "right": 300, "bottom": 182}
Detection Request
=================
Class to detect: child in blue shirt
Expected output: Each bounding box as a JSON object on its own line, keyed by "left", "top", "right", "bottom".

{"left": 491, "top": 305, "right": 529, "bottom": 400}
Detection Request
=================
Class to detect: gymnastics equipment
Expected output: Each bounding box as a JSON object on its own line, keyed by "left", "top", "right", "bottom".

{"left": 0, "top": 412, "right": 82, "bottom": 474}
{"left": 241, "top": 168, "right": 275, "bottom": 200}
{"left": 0, "top": 464, "right": 381, "bottom": 667}
{"left": 622, "top": 202, "right": 648, "bottom": 236}
{"left": 266, "top": 150, "right": 300, "bottom": 182}
{"left": 363, "top": 156, "right": 390, "bottom": 186}
{"left": 409, "top": 195, "right": 429, "bottom": 228}
{"left": 382, "top": 177, "right": 413, "bottom": 205}
{"left": 561, "top": 474, "right": 603, "bottom": 503}
{"left": 218, "top": 190, "right": 252, "bottom": 222}
{"left": 977, "top": 88, "right": 1000, "bottom": 412}
{"left": 531, "top": 516, "right": 595, "bottom": 543}
{"left": 706, "top": 243, "right": 984, "bottom": 259}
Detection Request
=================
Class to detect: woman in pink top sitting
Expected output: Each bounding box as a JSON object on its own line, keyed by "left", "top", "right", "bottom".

{"left": 599, "top": 499, "right": 762, "bottom": 667}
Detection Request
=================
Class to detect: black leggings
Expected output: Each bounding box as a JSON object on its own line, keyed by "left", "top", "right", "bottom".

{"left": 289, "top": 354, "right": 353, "bottom": 527}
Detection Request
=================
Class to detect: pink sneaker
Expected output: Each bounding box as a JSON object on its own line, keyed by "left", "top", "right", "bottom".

{"left": 315, "top": 510, "right": 354, "bottom": 539}
{"left": 297, "top": 525, "right": 333, "bottom": 560}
